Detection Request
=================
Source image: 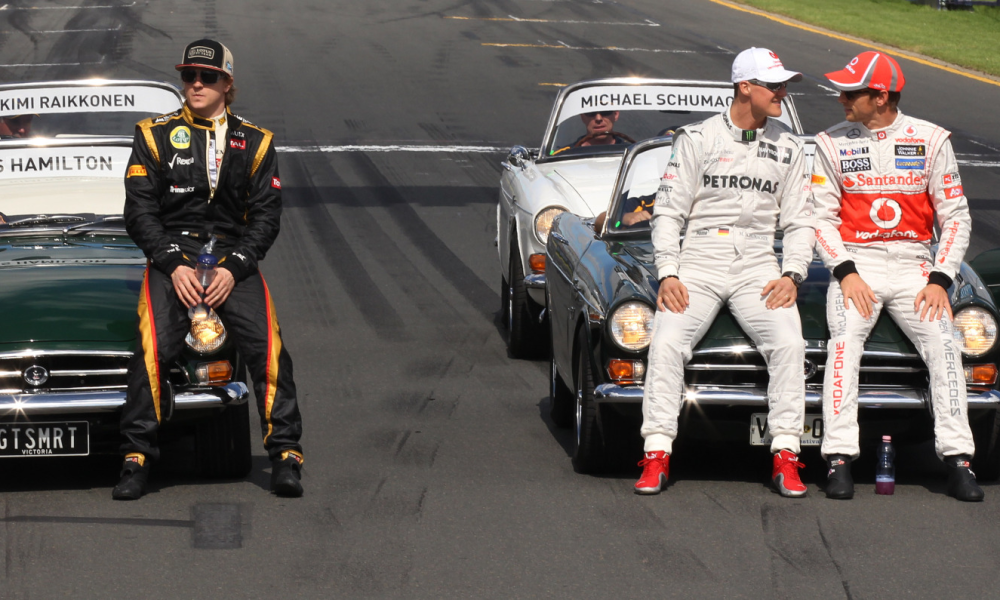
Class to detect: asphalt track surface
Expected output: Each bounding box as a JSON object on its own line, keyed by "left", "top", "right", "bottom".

{"left": 2, "top": 1, "right": 1000, "bottom": 598}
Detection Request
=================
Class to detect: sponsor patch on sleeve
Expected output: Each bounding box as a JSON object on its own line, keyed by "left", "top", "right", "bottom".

{"left": 943, "top": 172, "right": 961, "bottom": 185}
{"left": 811, "top": 174, "right": 827, "bottom": 185}
{"left": 127, "top": 165, "right": 148, "bottom": 178}
{"left": 945, "top": 185, "right": 964, "bottom": 199}
{"left": 271, "top": 177, "right": 281, "bottom": 189}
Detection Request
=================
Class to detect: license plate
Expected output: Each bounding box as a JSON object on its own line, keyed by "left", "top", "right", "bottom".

{"left": 0, "top": 422, "right": 89, "bottom": 457}
{"left": 749, "top": 413, "right": 822, "bottom": 446}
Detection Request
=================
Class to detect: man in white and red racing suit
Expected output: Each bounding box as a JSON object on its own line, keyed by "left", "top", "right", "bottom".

{"left": 813, "top": 51, "right": 982, "bottom": 501}
{"left": 635, "top": 48, "right": 815, "bottom": 497}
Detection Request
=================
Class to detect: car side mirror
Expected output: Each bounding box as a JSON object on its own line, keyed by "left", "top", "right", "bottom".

{"left": 503, "top": 145, "right": 531, "bottom": 171}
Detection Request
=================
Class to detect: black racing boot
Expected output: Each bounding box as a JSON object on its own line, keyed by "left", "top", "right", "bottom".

{"left": 946, "top": 455, "right": 984, "bottom": 502}
{"left": 112, "top": 453, "right": 150, "bottom": 500}
{"left": 825, "top": 454, "right": 854, "bottom": 500}
{"left": 271, "top": 451, "right": 304, "bottom": 497}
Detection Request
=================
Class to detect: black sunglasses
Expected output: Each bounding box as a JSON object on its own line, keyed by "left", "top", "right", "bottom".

{"left": 748, "top": 79, "right": 787, "bottom": 92}
{"left": 583, "top": 111, "right": 615, "bottom": 118}
{"left": 180, "top": 69, "right": 223, "bottom": 85}
{"left": 842, "top": 88, "right": 875, "bottom": 101}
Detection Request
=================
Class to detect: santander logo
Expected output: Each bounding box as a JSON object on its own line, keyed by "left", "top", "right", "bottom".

{"left": 843, "top": 176, "right": 855, "bottom": 188}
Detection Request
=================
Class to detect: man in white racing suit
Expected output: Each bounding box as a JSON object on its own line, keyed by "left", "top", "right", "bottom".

{"left": 812, "top": 51, "right": 982, "bottom": 501}
{"left": 635, "top": 48, "right": 816, "bottom": 496}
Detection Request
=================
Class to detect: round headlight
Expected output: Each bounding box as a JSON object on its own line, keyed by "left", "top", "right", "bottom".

{"left": 952, "top": 307, "right": 998, "bottom": 357}
{"left": 534, "top": 206, "right": 566, "bottom": 244}
{"left": 610, "top": 301, "right": 654, "bottom": 351}
{"left": 185, "top": 309, "right": 228, "bottom": 354}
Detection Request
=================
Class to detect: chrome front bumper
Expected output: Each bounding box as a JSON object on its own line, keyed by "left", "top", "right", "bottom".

{"left": 524, "top": 273, "right": 546, "bottom": 289}
{"left": 594, "top": 384, "right": 1000, "bottom": 408}
{"left": 0, "top": 382, "right": 249, "bottom": 416}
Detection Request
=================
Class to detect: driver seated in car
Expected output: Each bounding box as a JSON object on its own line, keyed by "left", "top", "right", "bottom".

{"left": 0, "top": 114, "right": 34, "bottom": 139}
{"left": 552, "top": 110, "right": 631, "bottom": 155}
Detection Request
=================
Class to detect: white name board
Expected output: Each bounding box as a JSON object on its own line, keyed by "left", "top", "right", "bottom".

{"left": 0, "top": 85, "right": 181, "bottom": 117}
{"left": 0, "top": 146, "right": 132, "bottom": 180}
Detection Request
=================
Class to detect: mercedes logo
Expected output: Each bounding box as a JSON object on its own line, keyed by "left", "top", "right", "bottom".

{"left": 803, "top": 359, "right": 818, "bottom": 380}
{"left": 23, "top": 365, "right": 49, "bottom": 387}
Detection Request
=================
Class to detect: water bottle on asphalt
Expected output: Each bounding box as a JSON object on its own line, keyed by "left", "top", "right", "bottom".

{"left": 875, "top": 435, "right": 895, "bottom": 495}
{"left": 188, "top": 237, "right": 218, "bottom": 321}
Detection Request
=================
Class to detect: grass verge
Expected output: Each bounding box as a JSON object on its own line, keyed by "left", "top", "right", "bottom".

{"left": 725, "top": 0, "right": 1000, "bottom": 77}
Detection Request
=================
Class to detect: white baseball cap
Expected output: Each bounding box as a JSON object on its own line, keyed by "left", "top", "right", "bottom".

{"left": 731, "top": 47, "right": 802, "bottom": 84}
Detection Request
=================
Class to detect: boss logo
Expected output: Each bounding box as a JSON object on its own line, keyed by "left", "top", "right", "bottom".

{"left": 840, "top": 158, "right": 871, "bottom": 173}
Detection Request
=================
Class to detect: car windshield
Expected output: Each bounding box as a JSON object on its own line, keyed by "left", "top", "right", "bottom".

{"left": 0, "top": 81, "right": 182, "bottom": 138}
{"left": 543, "top": 82, "right": 796, "bottom": 159}
{"left": 606, "top": 144, "right": 673, "bottom": 236}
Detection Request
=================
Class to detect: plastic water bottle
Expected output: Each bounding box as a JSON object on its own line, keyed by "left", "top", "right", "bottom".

{"left": 875, "top": 435, "right": 895, "bottom": 495}
{"left": 188, "top": 238, "right": 218, "bottom": 321}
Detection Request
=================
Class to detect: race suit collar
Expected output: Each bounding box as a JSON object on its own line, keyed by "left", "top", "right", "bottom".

{"left": 867, "top": 110, "right": 904, "bottom": 137}
{"left": 721, "top": 108, "right": 765, "bottom": 143}
{"left": 182, "top": 103, "right": 229, "bottom": 131}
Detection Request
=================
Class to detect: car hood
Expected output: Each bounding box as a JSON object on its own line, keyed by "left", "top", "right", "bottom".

{"left": 615, "top": 239, "right": 917, "bottom": 352}
{"left": 0, "top": 245, "right": 145, "bottom": 345}
{"left": 543, "top": 157, "right": 623, "bottom": 215}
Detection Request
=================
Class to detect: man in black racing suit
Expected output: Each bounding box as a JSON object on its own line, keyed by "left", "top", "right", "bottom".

{"left": 115, "top": 39, "right": 304, "bottom": 499}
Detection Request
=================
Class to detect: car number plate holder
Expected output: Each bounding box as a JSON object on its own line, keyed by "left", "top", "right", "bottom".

{"left": 0, "top": 421, "right": 90, "bottom": 457}
{"left": 749, "top": 413, "right": 822, "bottom": 446}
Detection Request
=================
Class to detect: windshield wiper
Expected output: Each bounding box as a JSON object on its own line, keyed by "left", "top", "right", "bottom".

{"left": 64, "top": 216, "right": 126, "bottom": 235}
{"left": 6, "top": 215, "right": 88, "bottom": 227}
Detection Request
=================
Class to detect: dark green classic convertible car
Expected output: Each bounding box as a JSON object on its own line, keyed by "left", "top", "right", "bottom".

{"left": 546, "top": 136, "right": 1000, "bottom": 477}
{"left": 0, "top": 81, "right": 251, "bottom": 476}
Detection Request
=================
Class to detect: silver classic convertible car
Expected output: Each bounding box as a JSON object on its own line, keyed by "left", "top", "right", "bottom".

{"left": 497, "top": 78, "right": 804, "bottom": 357}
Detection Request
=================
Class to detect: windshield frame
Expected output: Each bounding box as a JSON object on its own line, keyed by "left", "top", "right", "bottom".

{"left": 536, "top": 78, "right": 803, "bottom": 164}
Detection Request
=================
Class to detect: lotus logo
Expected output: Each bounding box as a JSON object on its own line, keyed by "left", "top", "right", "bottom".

{"left": 803, "top": 359, "right": 817, "bottom": 379}
{"left": 23, "top": 365, "right": 49, "bottom": 387}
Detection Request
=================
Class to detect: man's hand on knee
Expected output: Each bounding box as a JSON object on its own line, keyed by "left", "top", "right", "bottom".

{"left": 657, "top": 277, "right": 689, "bottom": 313}
{"left": 761, "top": 277, "right": 797, "bottom": 310}
{"left": 171, "top": 265, "right": 203, "bottom": 308}
{"left": 915, "top": 283, "right": 952, "bottom": 322}
{"left": 840, "top": 273, "right": 877, "bottom": 319}
{"left": 205, "top": 268, "right": 235, "bottom": 307}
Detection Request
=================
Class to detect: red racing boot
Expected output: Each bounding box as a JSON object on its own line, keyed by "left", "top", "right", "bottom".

{"left": 634, "top": 451, "right": 669, "bottom": 495}
{"left": 771, "top": 450, "right": 807, "bottom": 497}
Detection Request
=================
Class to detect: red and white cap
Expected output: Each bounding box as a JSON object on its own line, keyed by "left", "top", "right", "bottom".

{"left": 731, "top": 47, "right": 802, "bottom": 84}
{"left": 825, "top": 51, "right": 905, "bottom": 92}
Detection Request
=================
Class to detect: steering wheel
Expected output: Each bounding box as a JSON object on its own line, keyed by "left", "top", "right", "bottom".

{"left": 574, "top": 130, "right": 637, "bottom": 147}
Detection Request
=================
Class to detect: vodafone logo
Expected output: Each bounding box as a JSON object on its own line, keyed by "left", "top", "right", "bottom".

{"left": 870, "top": 198, "right": 902, "bottom": 229}
{"left": 850, "top": 57, "right": 859, "bottom": 66}
{"left": 770, "top": 51, "right": 778, "bottom": 59}
{"left": 905, "top": 125, "right": 916, "bottom": 136}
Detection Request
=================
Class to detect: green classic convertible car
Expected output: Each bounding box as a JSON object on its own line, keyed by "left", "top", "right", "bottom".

{"left": 546, "top": 135, "right": 1000, "bottom": 478}
{"left": 0, "top": 80, "right": 251, "bottom": 476}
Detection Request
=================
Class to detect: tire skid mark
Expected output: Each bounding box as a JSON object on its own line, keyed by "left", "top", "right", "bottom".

{"left": 301, "top": 152, "right": 472, "bottom": 334}
{"left": 348, "top": 153, "right": 500, "bottom": 322}
{"left": 760, "top": 503, "right": 851, "bottom": 600}
{"left": 817, "top": 517, "right": 854, "bottom": 600}
{"left": 282, "top": 153, "right": 408, "bottom": 341}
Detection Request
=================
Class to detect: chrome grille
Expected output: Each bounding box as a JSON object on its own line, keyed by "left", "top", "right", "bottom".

{"left": 0, "top": 351, "right": 131, "bottom": 394}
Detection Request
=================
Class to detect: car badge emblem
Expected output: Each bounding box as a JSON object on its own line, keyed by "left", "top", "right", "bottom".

{"left": 803, "top": 359, "right": 817, "bottom": 379}
{"left": 23, "top": 365, "right": 49, "bottom": 387}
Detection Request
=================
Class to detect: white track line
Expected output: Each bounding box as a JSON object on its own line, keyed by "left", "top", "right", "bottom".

{"left": 482, "top": 41, "right": 722, "bottom": 53}
{"left": 276, "top": 144, "right": 507, "bottom": 153}
{"left": 447, "top": 15, "right": 658, "bottom": 26}
{"left": 276, "top": 145, "right": 1000, "bottom": 163}
{"left": 0, "top": 2, "right": 134, "bottom": 9}
{"left": 1, "top": 26, "right": 121, "bottom": 33}
{"left": 0, "top": 61, "right": 97, "bottom": 67}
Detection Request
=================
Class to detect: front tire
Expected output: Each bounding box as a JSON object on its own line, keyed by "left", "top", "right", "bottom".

{"left": 195, "top": 400, "right": 253, "bottom": 479}
{"left": 507, "top": 239, "right": 544, "bottom": 358}
{"left": 972, "top": 409, "right": 1000, "bottom": 481}
{"left": 550, "top": 353, "right": 574, "bottom": 428}
{"left": 573, "top": 331, "right": 606, "bottom": 473}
